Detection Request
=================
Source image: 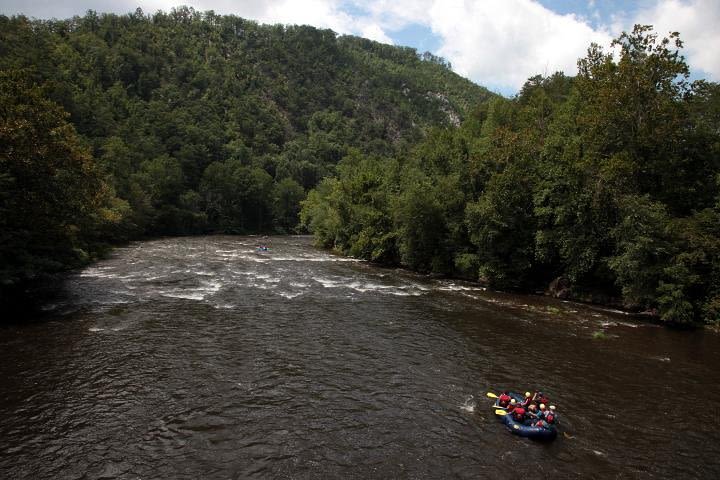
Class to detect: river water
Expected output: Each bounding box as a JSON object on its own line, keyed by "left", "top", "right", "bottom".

{"left": 1, "top": 236, "right": 719, "bottom": 479}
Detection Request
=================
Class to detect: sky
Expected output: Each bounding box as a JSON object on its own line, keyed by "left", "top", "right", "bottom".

{"left": 1, "top": 0, "right": 718, "bottom": 95}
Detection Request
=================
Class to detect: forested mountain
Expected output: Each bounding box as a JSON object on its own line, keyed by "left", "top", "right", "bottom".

{"left": 301, "top": 26, "right": 720, "bottom": 325}
{"left": 3, "top": 10, "right": 718, "bottom": 326}
{"left": 0, "top": 7, "right": 492, "bottom": 296}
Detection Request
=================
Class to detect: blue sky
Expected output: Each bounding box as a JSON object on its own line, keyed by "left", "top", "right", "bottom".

{"left": 2, "top": 1, "right": 718, "bottom": 95}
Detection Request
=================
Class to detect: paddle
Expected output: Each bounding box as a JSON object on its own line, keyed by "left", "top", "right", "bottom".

{"left": 486, "top": 392, "right": 498, "bottom": 398}
{"left": 494, "top": 410, "right": 508, "bottom": 416}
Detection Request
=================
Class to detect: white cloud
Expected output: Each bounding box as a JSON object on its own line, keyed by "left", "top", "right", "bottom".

{"left": 426, "top": 0, "right": 613, "bottom": 92}
{"left": 359, "top": 22, "right": 394, "bottom": 44}
{"left": 352, "top": 0, "right": 430, "bottom": 29}
{"left": 230, "top": 0, "right": 353, "bottom": 32}
{"left": 633, "top": 0, "right": 720, "bottom": 80}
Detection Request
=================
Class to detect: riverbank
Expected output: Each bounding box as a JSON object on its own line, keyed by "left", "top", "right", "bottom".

{"left": 318, "top": 244, "right": 688, "bottom": 329}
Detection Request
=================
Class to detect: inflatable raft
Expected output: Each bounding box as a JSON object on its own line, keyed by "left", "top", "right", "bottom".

{"left": 502, "top": 411, "right": 557, "bottom": 441}
{"left": 495, "top": 392, "right": 557, "bottom": 441}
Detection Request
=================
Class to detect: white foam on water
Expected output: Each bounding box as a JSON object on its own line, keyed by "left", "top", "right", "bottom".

{"left": 261, "top": 254, "right": 360, "bottom": 263}
{"left": 248, "top": 282, "right": 277, "bottom": 290}
{"left": 277, "top": 291, "right": 303, "bottom": 299}
{"left": 213, "top": 303, "right": 236, "bottom": 309}
{"left": 159, "top": 291, "right": 206, "bottom": 300}
{"left": 347, "top": 281, "right": 393, "bottom": 292}
{"left": 382, "top": 289, "right": 423, "bottom": 297}
{"left": 599, "top": 308, "right": 632, "bottom": 316}
{"left": 115, "top": 273, "right": 146, "bottom": 281}
{"left": 289, "top": 282, "right": 310, "bottom": 288}
{"left": 460, "top": 396, "right": 476, "bottom": 413}
{"left": 194, "top": 271, "right": 215, "bottom": 276}
{"left": 314, "top": 277, "right": 346, "bottom": 288}
{"left": 157, "top": 279, "right": 222, "bottom": 301}
{"left": 217, "top": 253, "right": 241, "bottom": 260}
{"left": 200, "top": 280, "right": 223, "bottom": 292}
{"left": 312, "top": 277, "right": 426, "bottom": 296}
{"left": 102, "top": 299, "right": 133, "bottom": 304}
{"left": 228, "top": 269, "right": 252, "bottom": 277}
{"left": 436, "top": 283, "right": 486, "bottom": 292}
{"left": 88, "top": 327, "right": 104, "bottom": 332}
{"left": 237, "top": 254, "right": 269, "bottom": 263}
{"left": 617, "top": 321, "right": 641, "bottom": 328}
{"left": 79, "top": 268, "right": 118, "bottom": 279}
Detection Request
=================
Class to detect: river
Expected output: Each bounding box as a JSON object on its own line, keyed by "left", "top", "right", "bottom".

{"left": 1, "top": 236, "right": 719, "bottom": 479}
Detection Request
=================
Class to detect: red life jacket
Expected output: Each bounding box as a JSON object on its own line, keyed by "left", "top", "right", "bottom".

{"left": 521, "top": 397, "right": 532, "bottom": 407}
{"left": 545, "top": 413, "right": 555, "bottom": 424}
{"left": 507, "top": 404, "right": 517, "bottom": 412}
{"left": 513, "top": 407, "right": 526, "bottom": 421}
{"left": 498, "top": 394, "right": 511, "bottom": 407}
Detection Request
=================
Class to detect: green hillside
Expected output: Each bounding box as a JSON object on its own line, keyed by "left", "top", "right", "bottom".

{"left": 0, "top": 7, "right": 492, "bottom": 293}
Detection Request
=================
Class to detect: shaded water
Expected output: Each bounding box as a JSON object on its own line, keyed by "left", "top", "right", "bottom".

{"left": 1, "top": 236, "right": 719, "bottom": 479}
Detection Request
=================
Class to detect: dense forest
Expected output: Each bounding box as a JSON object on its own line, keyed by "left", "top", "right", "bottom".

{"left": 301, "top": 26, "right": 720, "bottom": 325}
{"left": 2, "top": 9, "right": 719, "bottom": 325}
{"left": 0, "top": 7, "right": 491, "bottom": 302}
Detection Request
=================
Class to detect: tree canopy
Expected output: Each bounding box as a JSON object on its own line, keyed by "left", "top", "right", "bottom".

{"left": 301, "top": 25, "right": 720, "bottom": 325}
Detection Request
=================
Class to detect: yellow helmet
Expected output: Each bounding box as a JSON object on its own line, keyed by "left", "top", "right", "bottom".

{"left": 539, "top": 403, "right": 546, "bottom": 410}
{"left": 510, "top": 399, "right": 517, "bottom": 405}
{"left": 525, "top": 391, "right": 531, "bottom": 397}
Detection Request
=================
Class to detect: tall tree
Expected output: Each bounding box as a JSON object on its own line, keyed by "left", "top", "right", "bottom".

{"left": 0, "top": 70, "right": 124, "bottom": 291}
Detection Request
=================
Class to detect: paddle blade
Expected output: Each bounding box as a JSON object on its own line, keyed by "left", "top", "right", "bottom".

{"left": 494, "top": 410, "right": 508, "bottom": 416}
{"left": 486, "top": 392, "right": 498, "bottom": 398}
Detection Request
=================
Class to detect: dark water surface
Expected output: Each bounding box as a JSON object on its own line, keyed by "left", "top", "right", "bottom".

{"left": 2, "top": 236, "right": 719, "bottom": 479}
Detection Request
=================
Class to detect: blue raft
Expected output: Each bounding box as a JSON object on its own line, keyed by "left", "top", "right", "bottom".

{"left": 495, "top": 392, "right": 558, "bottom": 441}
{"left": 502, "top": 411, "right": 557, "bottom": 441}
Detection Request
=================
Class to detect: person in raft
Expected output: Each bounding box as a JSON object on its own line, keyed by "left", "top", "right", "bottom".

{"left": 529, "top": 403, "right": 548, "bottom": 427}
{"left": 533, "top": 391, "right": 550, "bottom": 406}
{"left": 498, "top": 391, "right": 511, "bottom": 408}
{"left": 545, "top": 405, "right": 558, "bottom": 425}
{"left": 510, "top": 402, "right": 527, "bottom": 423}
{"left": 521, "top": 391, "right": 533, "bottom": 408}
